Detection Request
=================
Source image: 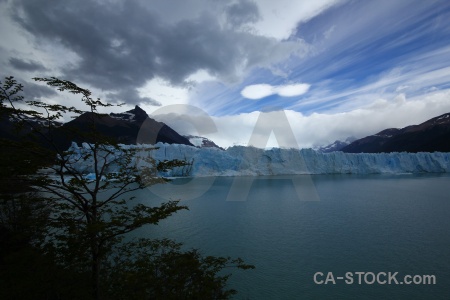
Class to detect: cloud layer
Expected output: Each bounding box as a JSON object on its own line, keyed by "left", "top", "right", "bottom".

{"left": 1, "top": 0, "right": 328, "bottom": 105}
{"left": 158, "top": 89, "right": 450, "bottom": 149}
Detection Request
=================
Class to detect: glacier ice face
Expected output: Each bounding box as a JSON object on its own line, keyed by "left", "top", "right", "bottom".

{"left": 63, "top": 141, "right": 138, "bottom": 175}
{"left": 63, "top": 142, "right": 450, "bottom": 177}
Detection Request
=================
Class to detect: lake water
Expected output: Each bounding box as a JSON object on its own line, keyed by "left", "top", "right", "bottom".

{"left": 135, "top": 174, "right": 450, "bottom": 299}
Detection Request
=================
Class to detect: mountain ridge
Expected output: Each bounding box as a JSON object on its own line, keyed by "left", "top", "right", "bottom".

{"left": 1, "top": 105, "right": 194, "bottom": 150}
{"left": 60, "top": 105, "right": 194, "bottom": 148}
{"left": 341, "top": 112, "right": 450, "bottom": 153}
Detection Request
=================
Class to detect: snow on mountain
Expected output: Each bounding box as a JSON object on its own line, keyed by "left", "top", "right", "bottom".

{"left": 433, "top": 113, "right": 450, "bottom": 125}
{"left": 110, "top": 111, "right": 135, "bottom": 122}
{"left": 316, "top": 137, "right": 356, "bottom": 153}
{"left": 183, "top": 135, "right": 224, "bottom": 150}
{"left": 65, "top": 142, "right": 450, "bottom": 177}
{"left": 7, "top": 115, "right": 62, "bottom": 128}
{"left": 188, "top": 136, "right": 203, "bottom": 147}
{"left": 109, "top": 105, "right": 149, "bottom": 124}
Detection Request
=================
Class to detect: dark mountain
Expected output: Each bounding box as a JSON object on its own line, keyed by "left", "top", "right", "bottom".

{"left": 55, "top": 105, "right": 193, "bottom": 149}
{"left": 0, "top": 116, "right": 24, "bottom": 141}
{"left": 316, "top": 137, "right": 356, "bottom": 153}
{"left": 0, "top": 115, "right": 63, "bottom": 169}
{"left": 1, "top": 106, "right": 193, "bottom": 150}
{"left": 0, "top": 115, "right": 61, "bottom": 141}
{"left": 342, "top": 113, "right": 450, "bottom": 153}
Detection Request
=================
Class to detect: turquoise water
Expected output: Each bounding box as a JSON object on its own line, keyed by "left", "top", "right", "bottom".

{"left": 136, "top": 174, "right": 450, "bottom": 299}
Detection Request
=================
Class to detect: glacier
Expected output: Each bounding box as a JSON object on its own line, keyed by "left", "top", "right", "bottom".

{"left": 64, "top": 142, "right": 450, "bottom": 177}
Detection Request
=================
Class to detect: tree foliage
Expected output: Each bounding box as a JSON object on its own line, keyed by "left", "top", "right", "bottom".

{"left": 0, "top": 76, "right": 253, "bottom": 299}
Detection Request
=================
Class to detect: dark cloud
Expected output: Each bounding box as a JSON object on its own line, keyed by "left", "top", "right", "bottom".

{"left": 225, "top": 0, "right": 260, "bottom": 28}
{"left": 9, "top": 57, "right": 48, "bottom": 71}
{"left": 106, "top": 88, "right": 161, "bottom": 107}
{"left": 10, "top": 0, "right": 302, "bottom": 106}
{"left": 22, "top": 82, "right": 58, "bottom": 100}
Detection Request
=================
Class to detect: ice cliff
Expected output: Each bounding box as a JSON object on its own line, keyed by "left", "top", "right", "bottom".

{"left": 64, "top": 142, "right": 450, "bottom": 177}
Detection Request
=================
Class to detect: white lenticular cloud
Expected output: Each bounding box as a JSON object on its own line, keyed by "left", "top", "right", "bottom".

{"left": 241, "top": 83, "right": 311, "bottom": 100}
{"left": 276, "top": 83, "right": 311, "bottom": 97}
{"left": 241, "top": 84, "right": 274, "bottom": 100}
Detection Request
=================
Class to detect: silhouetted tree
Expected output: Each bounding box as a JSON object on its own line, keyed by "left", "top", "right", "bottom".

{"left": 0, "top": 76, "right": 253, "bottom": 299}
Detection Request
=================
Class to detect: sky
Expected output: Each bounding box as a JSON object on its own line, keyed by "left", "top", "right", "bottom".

{"left": 1, "top": 0, "right": 450, "bottom": 148}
